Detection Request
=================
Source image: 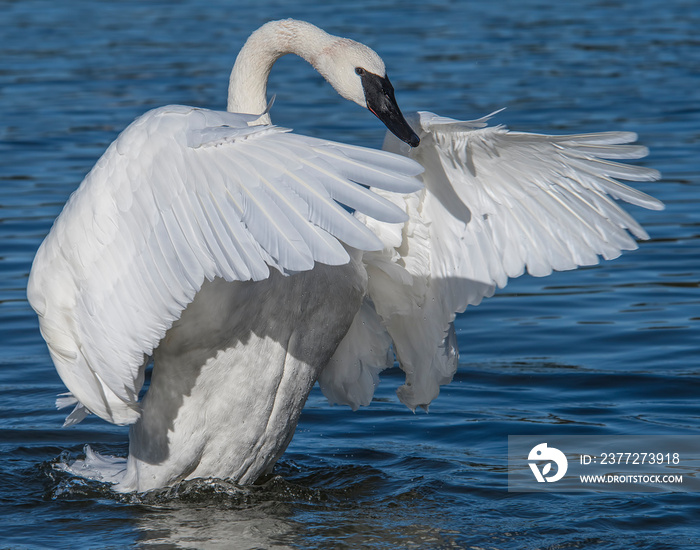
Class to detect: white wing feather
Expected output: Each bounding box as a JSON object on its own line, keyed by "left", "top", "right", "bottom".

{"left": 27, "top": 105, "right": 422, "bottom": 425}
{"left": 330, "top": 110, "right": 662, "bottom": 411}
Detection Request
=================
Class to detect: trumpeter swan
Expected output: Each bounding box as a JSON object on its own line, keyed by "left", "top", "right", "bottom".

{"left": 28, "top": 19, "right": 662, "bottom": 492}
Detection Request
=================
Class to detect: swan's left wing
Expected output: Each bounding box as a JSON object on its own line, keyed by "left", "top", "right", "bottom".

{"left": 327, "top": 110, "right": 662, "bottom": 411}
{"left": 28, "top": 105, "right": 422, "bottom": 425}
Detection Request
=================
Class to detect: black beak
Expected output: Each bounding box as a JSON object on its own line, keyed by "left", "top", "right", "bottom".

{"left": 359, "top": 71, "right": 420, "bottom": 148}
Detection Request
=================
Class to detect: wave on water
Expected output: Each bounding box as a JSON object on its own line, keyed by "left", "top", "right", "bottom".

{"left": 45, "top": 445, "right": 392, "bottom": 508}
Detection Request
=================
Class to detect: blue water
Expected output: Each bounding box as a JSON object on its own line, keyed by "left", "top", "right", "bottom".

{"left": 2, "top": 0, "right": 699, "bottom": 548}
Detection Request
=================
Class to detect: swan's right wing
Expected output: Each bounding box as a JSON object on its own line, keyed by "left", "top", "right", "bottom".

{"left": 27, "top": 105, "right": 422, "bottom": 425}
{"left": 325, "top": 111, "right": 662, "bottom": 411}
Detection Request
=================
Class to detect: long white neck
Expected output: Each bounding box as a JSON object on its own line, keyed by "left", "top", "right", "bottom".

{"left": 227, "top": 19, "right": 336, "bottom": 123}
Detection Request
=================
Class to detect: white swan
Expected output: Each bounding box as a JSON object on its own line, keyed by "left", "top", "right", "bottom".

{"left": 28, "top": 19, "right": 662, "bottom": 492}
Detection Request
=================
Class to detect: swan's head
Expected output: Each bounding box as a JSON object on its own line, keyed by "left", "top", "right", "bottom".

{"left": 315, "top": 38, "right": 420, "bottom": 148}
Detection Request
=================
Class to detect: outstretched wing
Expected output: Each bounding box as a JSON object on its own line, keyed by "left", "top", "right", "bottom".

{"left": 331, "top": 110, "right": 662, "bottom": 411}
{"left": 27, "top": 105, "right": 422, "bottom": 425}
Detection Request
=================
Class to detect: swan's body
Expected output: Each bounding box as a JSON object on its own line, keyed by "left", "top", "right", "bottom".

{"left": 28, "top": 20, "right": 662, "bottom": 492}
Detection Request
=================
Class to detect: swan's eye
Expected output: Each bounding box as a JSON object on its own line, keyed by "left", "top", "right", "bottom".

{"left": 355, "top": 67, "right": 365, "bottom": 76}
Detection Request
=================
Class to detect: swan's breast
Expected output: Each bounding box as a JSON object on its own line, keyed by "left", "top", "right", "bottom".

{"left": 123, "top": 256, "right": 367, "bottom": 490}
